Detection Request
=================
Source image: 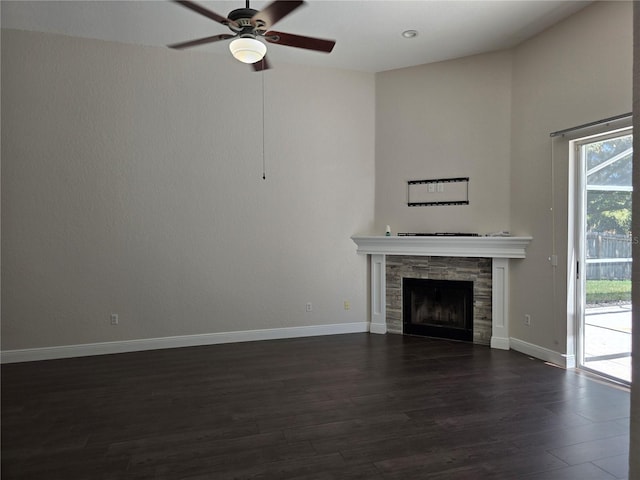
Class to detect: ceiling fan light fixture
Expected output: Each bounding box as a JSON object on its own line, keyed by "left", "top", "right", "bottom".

{"left": 229, "top": 37, "right": 267, "bottom": 64}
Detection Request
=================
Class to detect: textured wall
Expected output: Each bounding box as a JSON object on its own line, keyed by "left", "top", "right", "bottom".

{"left": 374, "top": 50, "right": 512, "bottom": 236}
{"left": 509, "top": 1, "right": 633, "bottom": 355}
{"left": 373, "top": 1, "right": 633, "bottom": 363}
{"left": 1, "top": 29, "right": 375, "bottom": 350}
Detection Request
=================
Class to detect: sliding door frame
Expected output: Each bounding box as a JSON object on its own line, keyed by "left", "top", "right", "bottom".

{"left": 572, "top": 125, "right": 633, "bottom": 383}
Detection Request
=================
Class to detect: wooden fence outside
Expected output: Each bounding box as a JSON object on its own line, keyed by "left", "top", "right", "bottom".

{"left": 586, "top": 232, "right": 632, "bottom": 280}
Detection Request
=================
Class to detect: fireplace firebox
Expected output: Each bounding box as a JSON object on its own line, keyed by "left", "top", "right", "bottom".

{"left": 403, "top": 278, "right": 474, "bottom": 342}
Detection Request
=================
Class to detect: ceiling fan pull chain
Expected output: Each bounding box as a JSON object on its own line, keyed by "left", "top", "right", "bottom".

{"left": 262, "top": 64, "right": 266, "bottom": 180}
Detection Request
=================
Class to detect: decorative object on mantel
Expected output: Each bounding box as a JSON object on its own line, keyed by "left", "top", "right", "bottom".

{"left": 407, "top": 177, "right": 469, "bottom": 206}
{"left": 397, "top": 232, "right": 479, "bottom": 237}
{"left": 385, "top": 225, "right": 391, "bottom": 236}
{"left": 396, "top": 231, "right": 510, "bottom": 237}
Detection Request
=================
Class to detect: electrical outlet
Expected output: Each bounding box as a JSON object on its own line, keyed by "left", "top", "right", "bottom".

{"left": 344, "top": 300, "right": 350, "bottom": 310}
{"left": 524, "top": 314, "right": 531, "bottom": 326}
{"left": 110, "top": 313, "right": 119, "bottom": 325}
{"left": 306, "top": 303, "right": 312, "bottom": 312}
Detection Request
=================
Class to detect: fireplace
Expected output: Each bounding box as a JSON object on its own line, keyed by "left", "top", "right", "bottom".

{"left": 403, "top": 278, "right": 474, "bottom": 341}
{"left": 385, "top": 256, "right": 492, "bottom": 344}
{"left": 351, "top": 235, "right": 532, "bottom": 349}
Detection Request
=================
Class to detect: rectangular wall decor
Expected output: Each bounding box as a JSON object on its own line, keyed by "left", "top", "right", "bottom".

{"left": 407, "top": 177, "right": 469, "bottom": 206}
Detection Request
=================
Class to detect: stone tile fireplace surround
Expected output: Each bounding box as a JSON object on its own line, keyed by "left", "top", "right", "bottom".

{"left": 388, "top": 256, "right": 492, "bottom": 344}
{"left": 351, "top": 236, "right": 532, "bottom": 350}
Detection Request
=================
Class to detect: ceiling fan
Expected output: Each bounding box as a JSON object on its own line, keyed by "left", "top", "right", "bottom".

{"left": 168, "top": 0, "right": 336, "bottom": 71}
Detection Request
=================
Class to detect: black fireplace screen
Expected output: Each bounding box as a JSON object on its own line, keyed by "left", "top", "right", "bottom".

{"left": 403, "top": 278, "right": 474, "bottom": 342}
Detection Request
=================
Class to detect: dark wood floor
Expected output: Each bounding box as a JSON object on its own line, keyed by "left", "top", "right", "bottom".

{"left": 1, "top": 333, "right": 631, "bottom": 479}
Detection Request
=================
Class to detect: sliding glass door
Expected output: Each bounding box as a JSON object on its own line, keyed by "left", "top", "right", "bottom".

{"left": 576, "top": 127, "right": 633, "bottom": 384}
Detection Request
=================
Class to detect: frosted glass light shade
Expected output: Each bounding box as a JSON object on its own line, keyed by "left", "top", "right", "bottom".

{"left": 229, "top": 38, "right": 267, "bottom": 64}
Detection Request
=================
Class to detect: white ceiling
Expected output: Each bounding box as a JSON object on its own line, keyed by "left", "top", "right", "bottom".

{"left": 1, "top": 0, "right": 591, "bottom": 73}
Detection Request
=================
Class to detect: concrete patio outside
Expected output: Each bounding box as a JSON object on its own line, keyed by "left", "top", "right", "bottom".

{"left": 584, "top": 304, "right": 632, "bottom": 383}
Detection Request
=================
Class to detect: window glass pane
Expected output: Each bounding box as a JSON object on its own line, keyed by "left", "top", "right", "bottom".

{"left": 586, "top": 134, "right": 633, "bottom": 187}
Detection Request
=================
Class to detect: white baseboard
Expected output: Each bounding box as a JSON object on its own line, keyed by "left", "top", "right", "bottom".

{"left": 509, "top": 337, "right": 575, "bottom": 368}
{"left": 490, "top": 336, "right": 510, "bottom": 350}
{"left": 369, "top": 323, "right": 387, "bottom": 334}
{"left": 0, "top": 322, "right": 370, "bottom": 364}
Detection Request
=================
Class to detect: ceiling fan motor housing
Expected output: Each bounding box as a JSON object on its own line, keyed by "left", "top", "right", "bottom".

{"left": 228, "top": 8, "right": 265, "bottom": 32}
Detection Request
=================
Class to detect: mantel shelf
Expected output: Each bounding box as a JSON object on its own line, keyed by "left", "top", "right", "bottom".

{"left": 351, "top": 235, "right": 532, "bottom": 259}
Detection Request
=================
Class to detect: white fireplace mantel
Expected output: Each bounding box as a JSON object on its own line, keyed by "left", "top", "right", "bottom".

{"left": 351, "top": 235, "right": 532, "bottom": 350}
{"left": 351, "top": 235, "right": 532, "bottom": 258}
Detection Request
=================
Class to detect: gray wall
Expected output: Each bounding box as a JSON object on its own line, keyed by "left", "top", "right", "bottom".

{"left": 374, "top": 1, "right": 633, "bottom": 360}
{"left": 509, "top": 0, "right": 632, "bottom": 354}
{"left": 375, "top": 50, "right": 512, "bottom": 235}
{"left": 1, "top": 29, "right": 375, "bottom": 350}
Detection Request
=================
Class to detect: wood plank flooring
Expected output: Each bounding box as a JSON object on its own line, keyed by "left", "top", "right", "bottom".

{"left": 1, "top": 333, "right": 631, "bottom": 479}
